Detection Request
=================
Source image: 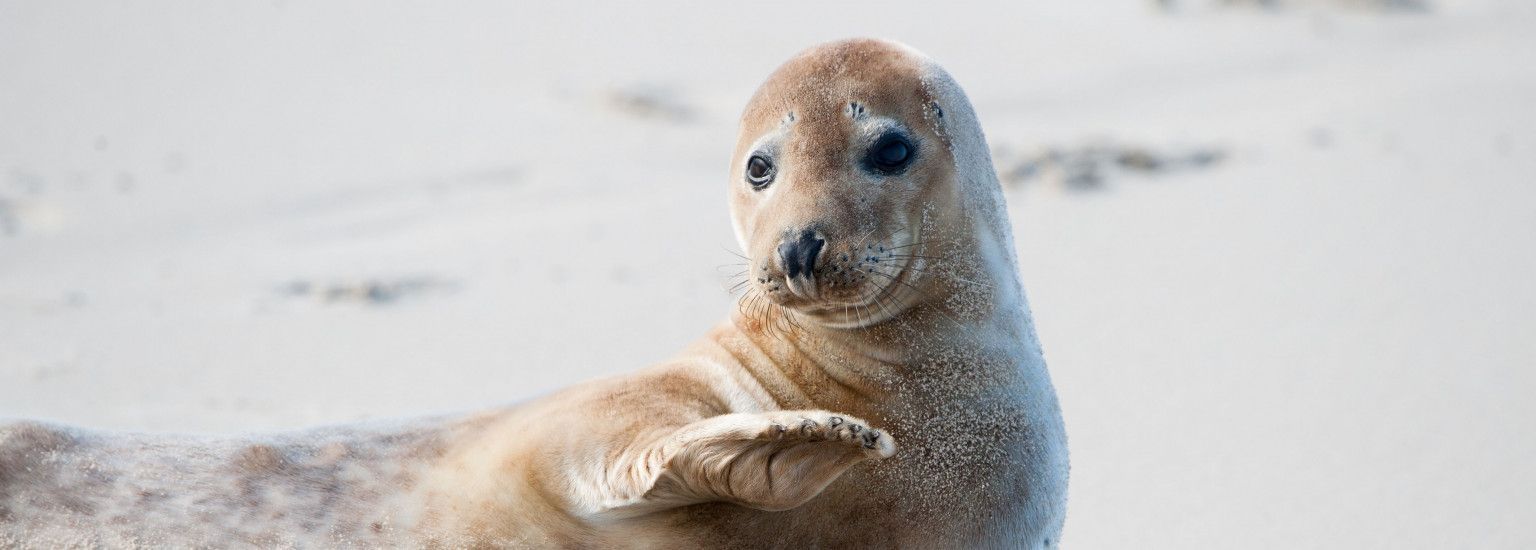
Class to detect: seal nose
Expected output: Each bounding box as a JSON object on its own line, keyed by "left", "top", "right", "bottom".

{"left": 777, "top": 230, "right": 825, "bottom": 279}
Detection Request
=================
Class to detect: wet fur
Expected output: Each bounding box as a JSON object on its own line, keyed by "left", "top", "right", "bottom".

{"left": 0, "top": 39, "right": 1067, "bottom": 548}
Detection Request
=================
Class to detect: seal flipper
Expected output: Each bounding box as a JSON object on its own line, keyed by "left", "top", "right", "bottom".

{"left": 593, "top": 410, "right": 895, "bottom": 518}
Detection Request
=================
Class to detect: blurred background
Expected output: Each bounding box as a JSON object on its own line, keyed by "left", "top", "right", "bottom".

{"left": 2, "top": 1, "right": 1533, "bottom": 547}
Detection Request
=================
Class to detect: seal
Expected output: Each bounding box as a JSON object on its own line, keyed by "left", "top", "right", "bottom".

{"left": 0, "top": 38, "right": 1068, "bottom": 548}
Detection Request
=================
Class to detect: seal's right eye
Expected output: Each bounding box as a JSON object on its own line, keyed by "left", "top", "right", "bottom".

{"left": 864, "top": 132, "right": 916, "bottom": 175}
{"left": 746, "top": 155, "right": 775, "bottom": 189}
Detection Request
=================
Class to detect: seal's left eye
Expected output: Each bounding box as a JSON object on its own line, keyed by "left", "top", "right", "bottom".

{"left": 866, "top": 134, "right": 915, "bottom": 175}
{"left": 746, "top": 155, "right": 775, "bottom": 189}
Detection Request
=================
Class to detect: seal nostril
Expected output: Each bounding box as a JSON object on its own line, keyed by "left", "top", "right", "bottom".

{"left": 777, "top": 240, "right": 800, "bottom": 278}
{"left": 778, "top": 230, "right": 826, "bottom": 280}
{"left": 802, "top": 232, "right": 824, "bottom": 273}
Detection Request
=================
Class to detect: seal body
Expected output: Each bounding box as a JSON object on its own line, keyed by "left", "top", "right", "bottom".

{"left": 0, "top": 39, "right": 1067, "bottom": 549}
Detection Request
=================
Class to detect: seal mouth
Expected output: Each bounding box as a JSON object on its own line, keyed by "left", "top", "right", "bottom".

{"left": 769, "top": 225, "right": 926, "bottom": 328}
{"left": 783, "top": 272, "right": 820, "bottom": 301}
{"left": 804, "top": 253, "right": 920, "bottom": 328}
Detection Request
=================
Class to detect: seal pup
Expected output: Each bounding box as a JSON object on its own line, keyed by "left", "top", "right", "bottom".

{"left": 0, "top": 38, "right": 1068, "bottom": 548}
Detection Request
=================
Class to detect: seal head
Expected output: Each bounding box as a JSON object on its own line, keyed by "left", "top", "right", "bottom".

{"left": 730, "top": 39, "right": 1016, "bottom": 330}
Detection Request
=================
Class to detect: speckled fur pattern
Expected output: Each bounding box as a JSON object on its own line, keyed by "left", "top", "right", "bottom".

{"left": 0, "top": 38, "right": 1067, "bottom": 549}
{"left": 0, "top": 415, "right": 499, "bottom": 547}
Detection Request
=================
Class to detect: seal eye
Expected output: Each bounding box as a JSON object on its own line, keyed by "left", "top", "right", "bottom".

{"left": 865, "top": 133, "right": 915, "bottom": 175}
{"left": 876, "top": 141, "right": 909, "bottom": 166}
{"left": 746, "top": 155, "right": 775, "bottom": 189}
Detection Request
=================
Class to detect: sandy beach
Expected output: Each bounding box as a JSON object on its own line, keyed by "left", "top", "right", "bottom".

{"left": 3, "top": 1, "right": 1534, "bottom": 547}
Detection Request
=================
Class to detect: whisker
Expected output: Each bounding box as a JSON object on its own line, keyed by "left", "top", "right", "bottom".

{"left": 750, "top": 294, "right": 768, "bottom": 333}
{"left": 869, "top": 282, "right": 899, "bottom": 323}
{"left": 735, "top": 289, "right": 755, "bottom": 319}
{"left": 883, "top": 240, "right": 928, "bottom": 251}
{"left": 866, "top": 268, "right": 927, "bottom": 299}
{"left": 784, "top": 309, "right": 806, "bottom": 333}
{"left": 851, "top": 226, "right": 883, "bottom": 256}
{"left": 886, "top": 263, "right": 995, "bottom": 289}
{"left": 721, "top": 247, "right": 750, "bottom": 261}
{"left": 865, "top": 222, "right": 911, "bottom": 248}
{"left": 882, "top": 254, "right": 944, "bottom": 262}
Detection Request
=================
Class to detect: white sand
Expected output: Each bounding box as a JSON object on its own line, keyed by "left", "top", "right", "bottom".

{"left": 2, "top": 1, "right": 1533, "bottom": 547}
